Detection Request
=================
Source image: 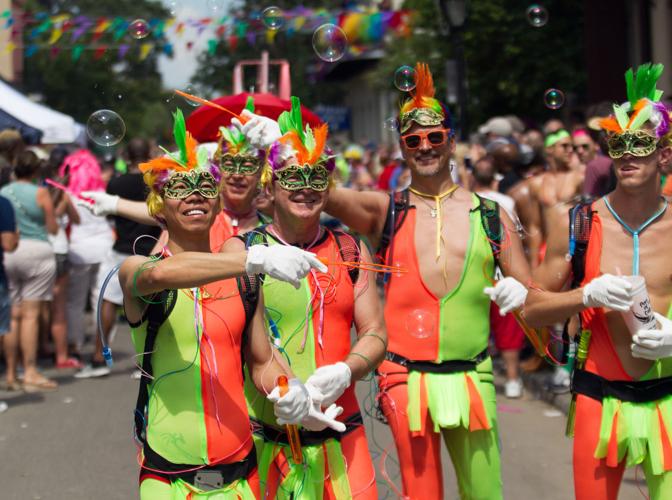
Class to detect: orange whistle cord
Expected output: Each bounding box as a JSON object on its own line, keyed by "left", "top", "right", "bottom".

{"left": 173, "top": 90, "right": 247, "bottom": 123}
{"left": 277, "top": 375, "right": 303, "bottom": 465}
{"left": 317, "top": 257, "right": 408, "bottom": 274}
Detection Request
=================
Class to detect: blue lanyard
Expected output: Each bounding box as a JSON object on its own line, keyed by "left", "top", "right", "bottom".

{"left": 602, "top": 196, "right": 668, "bottom": 275}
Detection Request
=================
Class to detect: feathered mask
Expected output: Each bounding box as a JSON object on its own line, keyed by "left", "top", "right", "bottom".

{"left": 139, "top": 109, "right": 221, "bottom": 193}
{"left": 599, "top": 63, "right": 670, "bottom": 139}
{"left": 398, "top": 63, "right": 453, "bottom": 134}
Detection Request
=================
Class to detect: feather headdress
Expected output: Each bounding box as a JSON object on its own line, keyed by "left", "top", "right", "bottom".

{"left": 599, "top": 63, "right": 670, "bottom": 138}
{"left": 398, "top": 62, "right": 452, "bottom": 134}
{"left": 269, "top": 96, "right": 334, "bottom": 172}
{"left": 217, "top": 96, "right": 264, "bottom": 158}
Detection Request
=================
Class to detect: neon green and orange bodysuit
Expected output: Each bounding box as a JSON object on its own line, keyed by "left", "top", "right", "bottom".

{"left": 242, "top": 227, "right": 377, "bottom": 500}
{"left": 377, "top": 192, "right": 503, "bottom": 499}
{"left": 130, "top": 277, "right": 259, "bottom": 499}
{"left": 572, "top": 209, "right": 672, "bottom": 500}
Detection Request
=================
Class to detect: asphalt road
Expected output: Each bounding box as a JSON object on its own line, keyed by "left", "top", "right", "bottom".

{"left": 0, "top": 322, "right": 644, "bottom": 500}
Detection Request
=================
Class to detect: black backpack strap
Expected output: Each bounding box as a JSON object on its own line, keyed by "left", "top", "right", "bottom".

{"left": 474, "top": 194, "right": 502, "bottom": 269}
{"left": 331, "top": 229, "right": 361, "bottom": 284}
{"left": 377, "top": 189, "right": 410, "bottom": 284}
{"left": 133, "top": 288, "right": 177, "bottom": 444}
{"left": 568, "top": 202, "right": 595, "bottom": 289}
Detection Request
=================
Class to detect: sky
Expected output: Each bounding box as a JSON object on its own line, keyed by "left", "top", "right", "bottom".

{"left": 157, "top": 0, "right": 232, "bottom": 90}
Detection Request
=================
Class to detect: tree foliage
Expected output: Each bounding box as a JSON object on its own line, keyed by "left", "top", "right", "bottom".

{"left": 21, "top": 0, "right": 173, "bottom": 140}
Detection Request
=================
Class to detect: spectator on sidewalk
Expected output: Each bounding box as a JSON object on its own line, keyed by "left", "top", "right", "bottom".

{"left": 0, "top": 151, "right": 58, "bottom": 392}
{"left": 0, "top": 194, "right": 18, "bottom": 411}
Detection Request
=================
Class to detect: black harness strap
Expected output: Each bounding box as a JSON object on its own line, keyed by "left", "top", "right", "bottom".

{"left": 384, "top": 348, "right": 490, "bottom": 374}
{"left": 252, "top": 412, "right": 364, "bottom": 447}
{"left": 572, "top": 369, "right": 672, "bottom": 404}
{"left": 133, "top": 289, "right": 177, "bottom": 444}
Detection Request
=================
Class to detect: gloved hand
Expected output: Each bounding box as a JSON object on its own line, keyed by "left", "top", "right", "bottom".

{"left": 632, "top": 312, "right": 672, "bottom": 360}
{"left": 76, "top": 191, "right": 119, "bottom": 216}
{"left": 582, "top": 274, "right": 633, "bottom": 312}
{"left": 301, "top": 403, "right": 346, "bottom": 432}
{"left": 305, "top": 362, "right": 352, "bottom": 407}
{"left": 484, "top": 277, "right": 528, "bottom": 315}
{"left": 246, "top": 244, "right": 327, "bottom": 289}
{"left": 231, "top": 110, "right": 282, "bottom": 150}
{"left": 266, "top": 378, "right": 311, "bottom": 425}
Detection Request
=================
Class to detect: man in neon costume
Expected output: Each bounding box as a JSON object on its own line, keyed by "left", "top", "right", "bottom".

{"left": 225, "top": 97, "right": 386, "bottom": 499}
{"left": 321, "top": 63, "right": 533, "bottom": 499}
{"left": 526, "top": 64, "right": 672, "bottom": 500}
{"left": 78, "top": 100, "right": 272, "bottom": 252}
{"left": 118, "top": 110, "right": 329, "bottom": 499}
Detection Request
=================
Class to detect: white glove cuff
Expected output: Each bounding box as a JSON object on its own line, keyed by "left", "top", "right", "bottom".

{"left": 245, "top": 245, "right": 267, "bottom": 274}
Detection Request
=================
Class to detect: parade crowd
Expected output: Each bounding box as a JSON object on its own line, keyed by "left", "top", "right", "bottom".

{"left": 1, "top": 62, "right": 671, "bottom": 499}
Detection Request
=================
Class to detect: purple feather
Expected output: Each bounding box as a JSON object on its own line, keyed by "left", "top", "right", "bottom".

{"left": 653, "top": 101, "right": 670, "bottom": 138}
{"left": 268, "top": 142, "right": 284, "bottom": 171}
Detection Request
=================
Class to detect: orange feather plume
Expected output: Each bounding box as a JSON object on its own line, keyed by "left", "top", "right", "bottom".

{"left": 307, "top": 124, "right": 328, "bottom": 165}
{"left": 185, "top": 131, "right": 198, "bottom": 167}
{"left": 139, "top": 157, "right": 189, "bottom": 174}
{"left": 279, "top": 131, "right": 309, "bottom": 165}
{"left": 626, "top": 99, "right": 648, "bottom": 129}
{"left": 598, "top": 117, "right": 623, "bottom": 134}
{"left": 413, "top": 62, "right": 436, "bottom": 108}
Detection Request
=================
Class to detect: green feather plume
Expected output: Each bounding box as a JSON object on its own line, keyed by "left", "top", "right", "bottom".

{"left": 278, "top": 96, "right": 305, "bottom": 143}
{"left": 626, "top": 63, "right": 664, "bottom": 107}
{"left": 244, "top": 96, "right": 255, "bottom": 113}
{"left": 172, "top": 109, "right": 188, "bottom": 165}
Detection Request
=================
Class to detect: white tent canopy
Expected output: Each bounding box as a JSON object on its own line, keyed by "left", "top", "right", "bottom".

{"left": 0, "top": 80, "right": 79, "bottom": 144}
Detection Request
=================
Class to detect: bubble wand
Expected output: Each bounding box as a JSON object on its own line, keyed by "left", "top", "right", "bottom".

{"left": 277, "top": 375, "right": 303, "bottom": 464}
{"left": 317, "top": 256, "right": 407, "bottom": 275}
{"left": 174, "top": 90, "right": 248, "bottom": 124}
{"left": 44, "top": 178, "right": 95, "bottom": 204}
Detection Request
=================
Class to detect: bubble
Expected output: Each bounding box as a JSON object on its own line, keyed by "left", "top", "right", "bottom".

{"left": 544, "top": 88, "right": 565, "bottom": 109}
{"left": 181, "top": 84, "right": 200, "bottom": 107}
{"left": 384, "top": 117, "right": 398, "bottom": 131}
{"left": 207, "top": 0, "right": 226, "bottom": 14}
{"left": 526, "top": 4, "right": 548, "bottom": 27}
{"left": 394, "top": 65, "right": 416, "bottom": 92}
{"left": 128, "top": 19, "right": 150, "bottom": 40}
{"left": 405, "top": 309, "right": 435, "bottom": 339}
{"left": 262, "top": 6, "right": 284, "bottom": 30}
{"left": 167, "top": 0, "right": 179, "bottom": 16}
{"left": 86, "top": 110, "right": 126, "bottom": 147}
{"left": 564, "top": 253, "right": 572, "bottom": 262}
{"left": 312, "top": 24, "right": 348, "bottom": 62}
{"left": 115, "top": 93, "right": 123, "bottom": 101}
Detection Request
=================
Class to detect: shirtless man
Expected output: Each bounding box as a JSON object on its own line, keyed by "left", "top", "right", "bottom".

{"left": 525, "top": 63, "right": 672, "bottom": 500}
{"left": 323, "top": 63, "right": 533, "bottom": 499}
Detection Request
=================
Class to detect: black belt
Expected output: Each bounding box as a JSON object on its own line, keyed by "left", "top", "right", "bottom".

{"left": 572, "top": 369, "right": 672, "bottom": 404}
{"left": 252, "top": 413, "right": 363, "bottom": 447}
{"left": 140, "top": 444, "right": 256, "bottom": 488}
{"left": 383, "top": 348, "right": 489, "bottom": 374}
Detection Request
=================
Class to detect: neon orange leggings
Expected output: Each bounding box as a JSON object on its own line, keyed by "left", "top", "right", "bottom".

{"left": 264, "top": 426, "right": 377, "bottom": 499}
{"left": 380, "top": 381, "right": 502, "bottom": 500}
{"left": 573, "top": 394, "right": 672, "bottom": 500}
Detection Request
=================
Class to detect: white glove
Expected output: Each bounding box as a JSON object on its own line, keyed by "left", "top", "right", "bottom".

{"left": 245, "top": 244, "right": 327, "bottom": 289}
{"left": 305, "top": 362, "right": 352, "bottom": 407}
{"left": 76, "top": 191, "right": 119, "bottom": 216}
{"left": 582, "top": 274, "right": 633, "bottom": 312}
{"left": 301, "top": 403, "right": 346, "bottom": 432}
{"left": 266, "top": 378, "right": 311, "bottom": 425}
{"left": 484, "top": 277, "right": 528, "bottom": 315}
{"left": 231, "top": 110, "right": 282, "bottom": 150}
{"left": 632, "top": 312, "right": 672, "bottom": 360}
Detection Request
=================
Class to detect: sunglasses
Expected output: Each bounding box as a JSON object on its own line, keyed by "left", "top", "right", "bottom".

{"left": 400, "top": 129, "right": 450, "bottom": 149}
{"left": 556, "top": 142, "right": 573, "bottom": 150}
{"left": 607, "top": 130, "right": 659, "bottom": 159}
{"left": 220, "top": 153, "right": 262, "bottom": 176}
{"left": 573, "top": 144, "right": 591, "bottom": 152}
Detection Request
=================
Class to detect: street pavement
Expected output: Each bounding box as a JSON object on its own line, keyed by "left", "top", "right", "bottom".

{"left": 0, "top": 321, "right": 644, "bottom": 500}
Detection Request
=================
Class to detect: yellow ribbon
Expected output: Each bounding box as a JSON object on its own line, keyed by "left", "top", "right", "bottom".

{"left": 409, "top": 185, "right": 459, "bottom": 260}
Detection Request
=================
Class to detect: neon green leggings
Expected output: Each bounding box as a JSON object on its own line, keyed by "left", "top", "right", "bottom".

{"left": 380, "top": 377, "right": 502, "bottom": 499}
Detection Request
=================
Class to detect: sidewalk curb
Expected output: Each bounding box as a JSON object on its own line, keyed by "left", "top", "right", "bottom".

{"left": 522, "top": 371, "right": 572, "bottom": 415}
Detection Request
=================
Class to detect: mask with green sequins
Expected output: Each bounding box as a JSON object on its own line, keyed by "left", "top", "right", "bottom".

{"left": 607, "top": 130, "right": 659, "bottom": 159}
{"left": 275, "top": 164, "right": 330, "bottom": 192}
{"left": 162, "top": 171, "right": 219, "bottom": 200}
{"left": 220, "top": 153, "right": 262, "bottom": 176}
